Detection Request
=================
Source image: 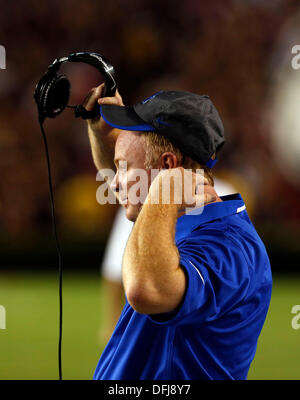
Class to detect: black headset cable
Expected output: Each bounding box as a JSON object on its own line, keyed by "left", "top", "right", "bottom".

{"left": 38, "top": 116, "right": 63, "bottom": 380}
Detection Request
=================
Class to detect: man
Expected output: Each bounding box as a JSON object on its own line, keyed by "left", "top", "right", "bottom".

{"left": 85, "top": 85, "right": 272, "bottom": 380}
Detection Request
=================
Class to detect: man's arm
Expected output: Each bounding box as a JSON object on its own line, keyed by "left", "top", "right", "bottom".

{"left": 122, "top": 168, "right": 216, "bottom": 315}
{"left": 84, "top": 83, "right": 123, "bottom": 173}
{"left": 123, "top": 201, "right": 186, "bottom": 315}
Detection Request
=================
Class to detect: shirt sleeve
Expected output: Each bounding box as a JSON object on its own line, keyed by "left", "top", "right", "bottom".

{"left": 147, "top": 230, "right": 251, "bottom": 326}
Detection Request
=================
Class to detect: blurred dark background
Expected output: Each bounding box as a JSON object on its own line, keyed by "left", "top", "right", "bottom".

{"left": 0, "top": 0, "right": 300, "bottom": 272}
{"left": 1, "top": 0, "right": 300, "bottom": 381}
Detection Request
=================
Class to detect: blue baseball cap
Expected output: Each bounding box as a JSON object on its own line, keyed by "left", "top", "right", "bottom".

{"left": 100, "top": 90, "right": 225, "bottom": 167}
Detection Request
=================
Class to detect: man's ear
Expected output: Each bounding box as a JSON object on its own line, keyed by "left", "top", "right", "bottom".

{"left": 159, "top": 152, "right": 179, "bottom": 169}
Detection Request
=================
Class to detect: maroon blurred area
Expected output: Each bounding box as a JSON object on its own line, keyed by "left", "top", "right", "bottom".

{"left": 0, "top": 0, "right": 299, "bottom": 270}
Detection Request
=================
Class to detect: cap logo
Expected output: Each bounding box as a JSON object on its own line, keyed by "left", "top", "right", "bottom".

{"left": 156, "top": 117, "right": 171, "bottom": 127}
{"left": 141, "top": 91, "right": 163, "bottom": 104}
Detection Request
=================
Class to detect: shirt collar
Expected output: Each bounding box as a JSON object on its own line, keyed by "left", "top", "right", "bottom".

{"left": 175, "top": 193, "right": 246, "bottom": 242}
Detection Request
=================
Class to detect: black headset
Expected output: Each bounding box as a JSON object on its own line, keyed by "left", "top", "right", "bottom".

{"left": 34, "top": 51, "right": 117, "bottom": 380}
{"left": 34, "top": 51, "right": 117, "bottom": 122}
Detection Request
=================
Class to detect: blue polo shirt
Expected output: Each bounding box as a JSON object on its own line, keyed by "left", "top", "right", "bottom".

{"left": 94, "top": 194, "right": 272, "bottom": 380}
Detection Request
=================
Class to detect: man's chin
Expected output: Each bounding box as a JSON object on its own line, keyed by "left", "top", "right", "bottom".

{"left": 123, "top": 203, "right": 140, "bottom": 222}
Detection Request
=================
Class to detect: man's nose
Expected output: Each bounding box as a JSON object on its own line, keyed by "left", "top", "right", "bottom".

{"left": 110, "top": 172, "right": 119, "bottom": 193}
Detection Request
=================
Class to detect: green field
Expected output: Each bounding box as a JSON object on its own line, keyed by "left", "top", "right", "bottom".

{"left": 0, "top": 271, "right": 299, "bottom": 380}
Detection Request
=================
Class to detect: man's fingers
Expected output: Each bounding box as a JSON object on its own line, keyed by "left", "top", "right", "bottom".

{"left": 115, "top": 89, "right": 124, "bottom": 105}
{"left": 98, "top": 89, "right": 124, "bottom": 106}
{"left": 82, "top": 84, "right": 105, "bottom": 112}
{"left": 179, "top": 192, "right": 216, "bottom": 214}
{"left": 195, "top": 177, "right": 209, "bottom": 195}
{"left": 190, "top": 193, "right": 216, "bottom": 210}
{"left": 82, "top": 84, "right": 124, "bottom": 123}
{"left": 204, "top": 192, "right": 217, "bottom": 203}
{"left": 98, "top": 97, "right": 120, "bottom": 105}
{"left": 192, "top": 171, "right": 209, "bottom": 183}
{"left": 94, "top": 84, "right": 105, "bottom": 99}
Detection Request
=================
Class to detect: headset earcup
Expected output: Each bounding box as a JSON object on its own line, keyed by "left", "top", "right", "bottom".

{"left": 39, "top": 73, "right": 70, "bottom": 118}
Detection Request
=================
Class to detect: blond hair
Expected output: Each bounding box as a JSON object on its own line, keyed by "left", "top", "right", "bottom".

{"left": 141, "top": 132, "right": 214, "bottom": 186}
